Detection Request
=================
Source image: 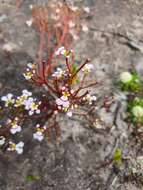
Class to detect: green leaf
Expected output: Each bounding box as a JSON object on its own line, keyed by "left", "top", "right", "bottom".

{"left": 71, "top": 64, "right": 77, "bottom": 74}
{"left": 113, "top": 148, "right": 122, "bottom": 164}
{"left": 26, "top": 175, "right": 40, "bottom": 182}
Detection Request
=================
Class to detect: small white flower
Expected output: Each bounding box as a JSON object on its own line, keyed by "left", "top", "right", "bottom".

{"left": 56, "top": 96, "right": 70, "bottom": 108}
{"left": 120, "top": 72, "right": 133, "bottom": 83}
{"left": 27, "top": 63, "right": 34, "bottom": 69}
{"left": 8, "top": 141, "right": 24, "bottom": 154}
{"left": 73, "top": 34, "right": 79, "bottom": 40}
{"left": 82, "top": 64, "right": 94, "bottom": 73}
{"left": 26, "top": 19, "right": 33, "bottom": 27}
{"left": 29, "top": 4, "right": 33, "bottom": 9}
{"left": 56, "top": 98, "right": 64, "bottom": 106}
{"left": 61, "top": 95, "right": 68, "bottom": 101}
{"left": 36, "top": 124, "right": 40, "bottom": 128}
{"left": 10, "top": 125, "right": 22, "bottom": 134}
{"left": 84, "top": 94, "right": 97, "bottom": 105}
{"left": 55, "top": 46, "right": 66, "bottom": 56}
{"left": 29, "top": 102, "right": 40, "bottom": 115}
{"left": 22, "top": 89, "right": 32, "bottom": 97}
{"left": 15, "top": 141, "right": 24, "bottom": 154}
{"left": 24, "top": 97, "right": 40, "bottom": 115}
{"left": 28, "top": 110, "right": 33, "bottom": 115}
{"left": 1, "top": 93, "right": 15, "bottom": 107}
{"left": 0, "top": 136, "right": 5, "bottom": 145}
{"left": 67, "top": 111, "right": 73, "bottom": 117}
{"left": 132, "top": 105, "right": 143, "bottom": 118}
{"left": 52, "top": 68, "right": 65, "bottom": 78}
{"left": 51, "top": 14, "right": 59, "bottom": 20}
{"left": 35, "top": 109, "right": 41, "bottom": 114}
{"left": 15, "top": 95, "right": 27, "bottom": 107}
{"left": 23, "top": 71, "right": 34, "bottom": 80}
{"left": 33, "top": 131, "right": 44, "bottom": 141}
{"left": 70, "top": 29, "right": 79, "bottom": 40}
{"left": 56, "top": 8, "right": 60, "bottom": 13}
{"left": 69, "top": 21, "right": 75, "bottom": 28}
{"left": 82, "top": 24, "right": 89, "bottom": 33}
{"left": 24, "top": 97, "right": 34, "bottom": 110}
{"left": 55, "top": 47, "right": 72, "bottom": 58}
{"left": 70, "top": 6, "right": 79, "bottom": 12}
{"left": 2, "top": 43, "right": 17, "bottom": 52}
{"left": 91, "top": 96, "right": 97, "bottom": 101}
{"left": 83, "top": 7, "right": 90, "bottom": 13}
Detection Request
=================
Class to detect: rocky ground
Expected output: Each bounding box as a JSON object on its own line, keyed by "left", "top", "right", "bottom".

{"left": 0, "top": 0, "right": 143, "bottom": 189}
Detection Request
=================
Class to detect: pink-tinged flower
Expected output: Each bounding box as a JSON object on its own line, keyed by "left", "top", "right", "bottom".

{"left": 68, "top": 21, "right": 75, "bottom": 28}
{"left": 55, "top": 46, "right": 66, "bottom": 56}
{"left": 56, "top": 95, "right": 70, "bottom": 108}
{"left": 55, "top": 47, "right": 72, "bottom": 58}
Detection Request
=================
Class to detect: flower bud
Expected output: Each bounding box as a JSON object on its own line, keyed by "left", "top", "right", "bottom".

{"left": 120, "top": 72, "right": 133, "bottom": 83}
{"left": 132, "top": 105, "right": 143, "bottom": 117}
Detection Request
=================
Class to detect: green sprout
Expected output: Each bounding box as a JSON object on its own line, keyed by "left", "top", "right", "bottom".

{"left": 119, "top": 71, "right": 142, "bottom": 92}
{"left": 113, "top": 148, "right": 122, "bottom": 165}
{"left": 127, "top": 97, "right": 143, "bottom": 124}
{"left": 26, "top": 175, "right": 40, "bottom": 182}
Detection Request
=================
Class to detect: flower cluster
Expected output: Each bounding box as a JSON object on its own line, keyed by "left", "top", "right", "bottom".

{"left": 119, "top": 71, "right": 143, "bottom": 126}
{"left": 1, "top": 89, "right": 41, "bottom": 116}
{"left": 0, "top": 47, "right": 97, "bottom": 154}
{"left": 56, "top": 88, "right": 74, "bottom": 117}
{"left": 14, "top": 89, "right": 32, "bottom": 107}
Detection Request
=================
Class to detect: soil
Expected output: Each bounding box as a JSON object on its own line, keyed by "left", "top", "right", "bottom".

{"left": 0, "top": 0, "right": 143, "bottom": 190}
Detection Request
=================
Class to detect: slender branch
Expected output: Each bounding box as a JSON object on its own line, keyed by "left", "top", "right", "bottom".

{"left": 65, "top": 57, "right": 71, "bottom": 73}
{"left": 80, "top": 82, "right": 97, "bottom": 90}
{"left": 71, "top": 59, "right": 90, "bottom": 80}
